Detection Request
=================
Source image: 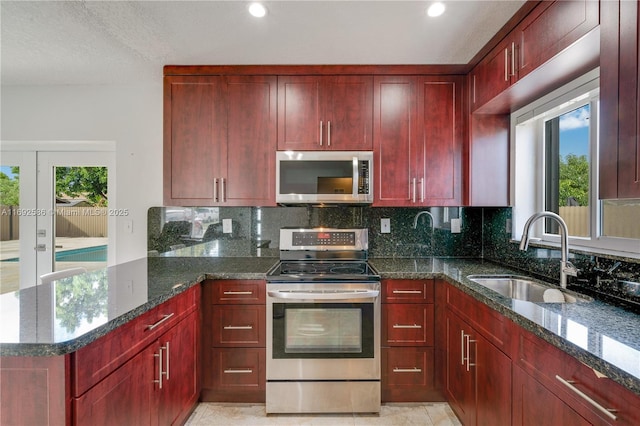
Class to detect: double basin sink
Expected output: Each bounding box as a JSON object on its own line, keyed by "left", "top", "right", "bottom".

{"left": 467, "top": 275, "right": 592, "bottom": 304}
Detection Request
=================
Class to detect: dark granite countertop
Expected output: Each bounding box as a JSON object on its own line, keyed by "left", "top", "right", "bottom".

{"left": 2, "top": 255, "right": 639, "bottom": 398}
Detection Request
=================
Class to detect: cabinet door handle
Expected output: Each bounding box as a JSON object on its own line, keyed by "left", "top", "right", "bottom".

{"left": 147, "top": 313, "right": 175, "bottom": 331}
{"left": 319, "top": 120, "right": 323, "bottom": 146}
{"left": 510, "top": 42, "right": 516, "bottom": 77}
{"left": 412, "top": 178, "right": 417, "bottom": 203}
{"left": 224, "top": 368, "right": 254, "bottom": 374}
{"left": 220, "top": 177, "right": 226, "bottom": 202}
{"left": 223, "top": 325, "right": 253, "bottom": 330}
{"left": 327, "top": 120, "right": 331, "bottom": 146}
{"left": 460, "top": 330, "right": 466, "bottom": 366}
{"left": 393, "top": 367, "right": 422, "bottom": 373}
{"left": 163, "top": 341, "right": 170, "bottom": 381}
{"left": 223, "top": 291, "right": 253, "bottom": 295}
{"left": 154, "top": 348, "right": 164, "bottom": 389}
{"left": 393, "top": 324, "right": 422, "bottom": 329}
{"left": 213, "top": 178, "right": 219, "bottom": 202}
{"left": 504, "top": 47, "right": 509, "bottom": 82}
{"left": 466, "top": 337, "right": 477, "bottom": 371}
{"left": 555, "top": 375, "right": 618, "bottom": 420}
{"left": 392, "top": 290, "right": 422, "bottom": 294}
{"left": 419, "top": 177, "right": 424, "bottom": 203}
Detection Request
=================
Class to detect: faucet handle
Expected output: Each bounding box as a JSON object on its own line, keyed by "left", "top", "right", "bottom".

{"left": 563, "top": 261, "right": 579, "bottom": 277}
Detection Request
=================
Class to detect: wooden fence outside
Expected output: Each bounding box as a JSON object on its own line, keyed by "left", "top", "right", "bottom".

{"left": 559, "top": 205, "right": 639, "bottom": 239}
{"left": 1, "top": 206, "right": 108, "bottom": 240}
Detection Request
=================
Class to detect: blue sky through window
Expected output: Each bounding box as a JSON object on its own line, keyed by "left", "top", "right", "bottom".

{"left": 559, "top": 104, "right": 589, "bottom": 158}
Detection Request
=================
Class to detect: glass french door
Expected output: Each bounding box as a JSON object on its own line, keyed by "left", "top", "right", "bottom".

{"left": 1, "top": 146, "right": 114, "bottom": 293}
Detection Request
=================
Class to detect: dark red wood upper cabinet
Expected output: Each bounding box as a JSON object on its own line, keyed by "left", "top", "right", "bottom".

{"left": 374, "top": 75, "right": 463, "bottom": 207}
{"left": 373, "top": 76, "right": 416, "bottom": 206}
{"left": 164, "top": 76, "right": 226, "bottom": 205}
{"left": 277, "top": 75, "right": 373, "bottom": 151}
{"left": 417, "top": 76, "right": 464, "bottom": 206}
{"left": 224, "top": 75, "right": 277, "bottom": 206}
{"left": 600, "top": 0, "right": 640, "bottom": 199}
{"left": 471, "top": 0, "right": 599, "bottom": 113}
{"left": 517, "top": 0, "right": 599, "bottom": 79}
{"left": 164, "top": 75, "right": 277, "bottom": 206}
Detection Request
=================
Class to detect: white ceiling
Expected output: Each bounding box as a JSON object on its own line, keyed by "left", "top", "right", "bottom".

{"left": 1, "top": 0, "right": 526, "bottom": 86}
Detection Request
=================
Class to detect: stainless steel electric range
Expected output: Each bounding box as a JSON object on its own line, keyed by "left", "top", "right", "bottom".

{"left": 265, "top": 228, "right": 381, "bottom": 414}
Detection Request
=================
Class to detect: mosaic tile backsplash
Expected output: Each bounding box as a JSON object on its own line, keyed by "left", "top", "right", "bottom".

{"left": 148, "top": 206, "right": 639, "bottom": 309}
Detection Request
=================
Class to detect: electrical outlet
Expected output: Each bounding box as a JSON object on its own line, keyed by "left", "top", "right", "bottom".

{"left": 451, "top": 218, "right": 461, "bottom": 233}
{"left": 222, "top": 218, "right": 233, "bottom": 234}
{"left": 381, "top": 218, "right": 391, "bottom": 234}
{"left": 506, "top": 218, "right": 512, "bottom": 233}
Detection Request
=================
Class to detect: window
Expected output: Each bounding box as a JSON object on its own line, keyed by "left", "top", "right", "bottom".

{"left": 512, "top": 69, "right": 640, "bottom": 257}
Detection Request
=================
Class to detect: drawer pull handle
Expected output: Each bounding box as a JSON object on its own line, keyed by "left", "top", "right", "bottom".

{"left": 147, "top": 313, "right": 175, "bottom": 331}
{"left": 392, "top": 290, "right": 422, "bottom": 294}
{"left": 223, "top": 325, "right": 253, "bottom": 330}
{"left": 223, "top": 291, "right": 253, "bottom": 295}
{"left": 224, "top": 368, "right": 253, "bottom": 374}
{"left": 393, "top": 324, "right": 422, "bottom": 329}
{"left": 393, "top": 367, "right": 422, "bottom": 373}
{"left": 555, "top": 375, "right": 618, "bottom": 421}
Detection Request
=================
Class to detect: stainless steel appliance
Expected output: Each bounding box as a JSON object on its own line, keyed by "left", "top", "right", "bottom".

{"left": 275, "top": 151, "right": 373, "bottom": 204}
{"left": 265, "top": 228, "right": 381, "bottom": 414}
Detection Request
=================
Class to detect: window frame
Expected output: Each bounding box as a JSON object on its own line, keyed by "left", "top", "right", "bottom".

{"left": 511, "top": 69, "right": 640, "bottom": 259}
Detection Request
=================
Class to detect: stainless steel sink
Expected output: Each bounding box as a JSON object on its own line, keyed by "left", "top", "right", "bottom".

{"left": 467, "top": 275, "right": 590, "bottom": 303}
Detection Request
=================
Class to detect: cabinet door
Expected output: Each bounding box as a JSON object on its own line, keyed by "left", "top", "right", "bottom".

{"left": 518, "top": 0, "right": 599, "bottom": 79}
{"left": 471, "top": 40, "right": 512, "bottom": 111}
{"left": 224, "top": 76, "right": 277, "bottom": 206}
{"left": 416, "top": 76, "right": 463, "bottom": 205}
{"left": 513, "top": 366, "right": 590, "bottom": 426}
{"left": 474, "top": 332, "right": 512, "bottom": 426}
{"left": 445, "top": 311, "right": 475, "bottom": 426}
{"left": 164, "top": 76, "right": 226, "bottom": 205}
{"left": 74, "top": 346, "right": 154, "bottom": 426}
{"left": 156, "top": 311, "right": 199, "bottom": 426}
{"left": 373, "top": 76, "right": 416, "bottom": 206}
{"left": 324, "top": 76, "right": 373, "bottom": 150}
{"left": 277, "top": 76, "right": 322, "bottom": 150}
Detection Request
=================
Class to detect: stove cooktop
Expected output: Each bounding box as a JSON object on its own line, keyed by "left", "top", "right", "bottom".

{"left": 266, "top": 260, "right": 380, "bottom": 282}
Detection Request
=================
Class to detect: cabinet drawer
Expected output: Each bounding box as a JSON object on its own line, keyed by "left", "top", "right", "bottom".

{"left": 73, "top": 286, "right": 198, "bottom": 397}
{"left": 382, "top": 347, "right": 437, "bottom": 402}
{"left": 383, "top": 304, "right": 434, "bottom": 346}
{"left": 210, "top": 280, "right": 265, "bottom": 304}
{"left": 202, "top": 348, "right": 265, "bottom": 402}
{"left": 517, "top": 329, "right": 640, "bottom": 425}
{"left": 211, "top": 305, "right": 266, "bottom": 347}
{"left": 382, "top": 279, "right": 434, "bottom": 303}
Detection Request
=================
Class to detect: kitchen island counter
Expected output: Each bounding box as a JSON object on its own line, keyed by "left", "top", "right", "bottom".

{"left": 2, "top": 256, "right": 640, "bottom": 398}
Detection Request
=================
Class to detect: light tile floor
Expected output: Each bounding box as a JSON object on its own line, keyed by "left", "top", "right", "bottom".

{"left": 185, "top": 403, "right": 462, "bottom": 426}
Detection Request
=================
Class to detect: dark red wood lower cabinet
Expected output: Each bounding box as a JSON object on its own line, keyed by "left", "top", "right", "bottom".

{"left": 202, "top": 347, "right": 266, "bottom": 402}
{"left": 513, "top": 366, "right": 590, "bottom": 426}
{"left": 382, "top": 347, "right": 440, "bottom": 402}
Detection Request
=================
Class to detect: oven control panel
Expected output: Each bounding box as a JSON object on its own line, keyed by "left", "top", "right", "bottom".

{"left": 280, "top": 228, "right": 368, "bottom": 251}
{"left": 292, "top": 231, "right": 355, "bottom": 246}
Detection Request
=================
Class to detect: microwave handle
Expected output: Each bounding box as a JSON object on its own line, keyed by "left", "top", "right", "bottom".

{"left": 352, "top": 157, "right": 359, "bottom": 196}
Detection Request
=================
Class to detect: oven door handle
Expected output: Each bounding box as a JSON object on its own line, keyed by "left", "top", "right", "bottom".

{"left": 267, "top": 290, "right": 379, "bottom": 300}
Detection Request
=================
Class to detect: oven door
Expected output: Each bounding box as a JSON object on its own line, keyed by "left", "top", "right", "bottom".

{"left": 266, "top": 285, "right": 380, "bottom": 381}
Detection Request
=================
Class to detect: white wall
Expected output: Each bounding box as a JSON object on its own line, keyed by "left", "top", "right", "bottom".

{"left": 1, "top": 83, "right": 163, "bottom": 263}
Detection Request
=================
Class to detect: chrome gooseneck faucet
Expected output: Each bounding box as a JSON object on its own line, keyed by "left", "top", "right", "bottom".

{"left": 413, "top": 211, "right": 434, "bottom": 230}
{"left": 519, "top": 211, "right": 578, "bottom": 289}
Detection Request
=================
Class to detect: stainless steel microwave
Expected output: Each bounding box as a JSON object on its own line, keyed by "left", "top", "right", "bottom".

{"left": 276, "top": 151, "right": 373, "bottom": 204}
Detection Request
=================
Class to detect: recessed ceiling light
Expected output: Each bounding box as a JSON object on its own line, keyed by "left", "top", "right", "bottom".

{"left": 248, "top": 3, "right": 267, "bottom": 18}
{"left": 427, "top": 2, "right": 446, "bottom": 18}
